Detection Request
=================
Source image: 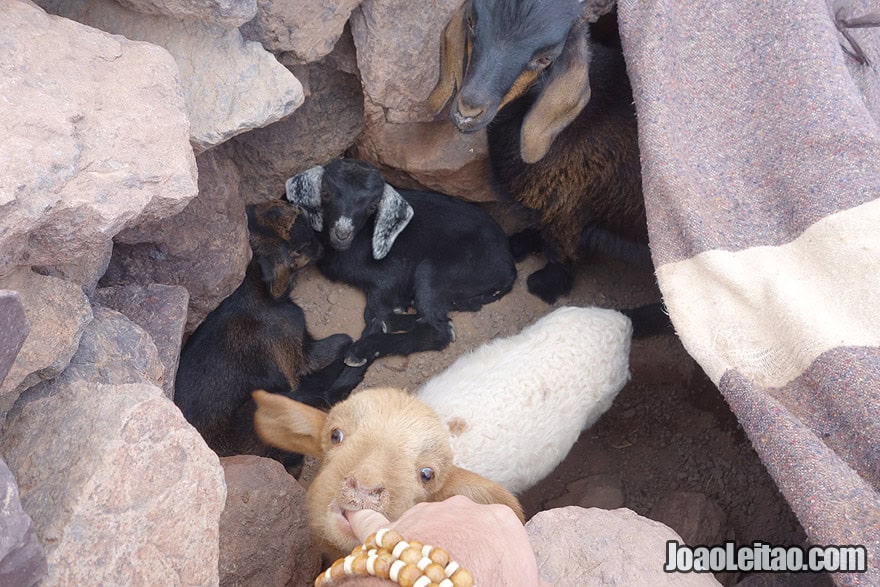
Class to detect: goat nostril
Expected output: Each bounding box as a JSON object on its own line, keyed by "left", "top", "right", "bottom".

{"left": 457, "top": 99, "right": 485, "bottom": 119}
{"left": 332, "top": 228, "right": 352, "bottom": 241}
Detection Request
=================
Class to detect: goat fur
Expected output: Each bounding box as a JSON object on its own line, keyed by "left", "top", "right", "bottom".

{"left": 252, "top": 387, "right": 524, "bottom": 554}
{"left": 174, "top": 202, "right": 365, "bottom": 462}
{"left": 285, "top": 158, "right": 517, "bottom": 365}
{"left": 417, "top": 306, "right": 632, "bottom": 494}
{"left": 429, "top": 0, "right": 648, "bottom": 304}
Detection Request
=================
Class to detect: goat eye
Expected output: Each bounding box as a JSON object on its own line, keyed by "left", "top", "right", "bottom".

{"left": 330, "top": 428, "right": 344, "bottom": 444}
{"left": 531, "top": 56, "right": 553, "bottom": 69}
{"left": 419, "top": 467, "right": 434, "bottom": 483}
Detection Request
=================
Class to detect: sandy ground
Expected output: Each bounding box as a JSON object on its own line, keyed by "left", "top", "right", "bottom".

{"left": 292, "top": 202, "right": 812, "bottom": 584}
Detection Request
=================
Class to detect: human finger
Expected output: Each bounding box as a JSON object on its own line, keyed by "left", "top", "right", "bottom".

{"left": 345, "top": 509, "right": 392, "bottom": 543}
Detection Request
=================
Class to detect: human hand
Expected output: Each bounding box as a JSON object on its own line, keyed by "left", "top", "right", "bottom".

{"left": 341, "top": 495, "right": 549, "bottom": 587}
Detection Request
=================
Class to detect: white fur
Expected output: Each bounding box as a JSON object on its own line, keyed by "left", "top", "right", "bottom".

{"left": 417, "top": 306, "right": 632, "bottom": 494}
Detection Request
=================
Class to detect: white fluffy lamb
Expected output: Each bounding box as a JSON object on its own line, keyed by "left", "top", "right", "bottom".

{"left": 417, "top": 305, "right": 632, "bottom": 494}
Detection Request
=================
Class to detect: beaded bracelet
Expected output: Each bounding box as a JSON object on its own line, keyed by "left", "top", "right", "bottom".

{"left": 315, "top": 527, "right": 475, "bottom": 587}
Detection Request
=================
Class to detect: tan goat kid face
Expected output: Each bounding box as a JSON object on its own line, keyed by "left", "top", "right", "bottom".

{"left": 252, "top": 387, "right": 524, "bottom": 553}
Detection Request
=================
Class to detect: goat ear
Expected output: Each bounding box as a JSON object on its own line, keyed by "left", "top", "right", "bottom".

{"left": 252, "top": 390, "right": 327, "bottom": 457}
{"left": 285, "top": 166, "right": 325, "bottom": 232}
{"left": 256, "top": 256, "right": 293, "bottom": 301}
{"left": 431, "top": 466, "right": 525, "bottom": 524}
{"left": 427, "top": 1, "right": 470, "bottom": 114}
{"left": 372, "top": 184, "right": 414, "bottom": 260}
{"left": 520, "top": 19, "right": 592, "bottom": 164}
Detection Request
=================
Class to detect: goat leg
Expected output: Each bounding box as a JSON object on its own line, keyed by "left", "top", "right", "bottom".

{"left": 305, "top": 333, "right": 353, "bottom": 372}
{"left": 526, "top": 261, "right": 574, "bottom": 304}
{"left": 508, "top": 227, "right": 544, "bottom": 262}
{"left": 345, "top": 320, "right": 455, "bottom": 365}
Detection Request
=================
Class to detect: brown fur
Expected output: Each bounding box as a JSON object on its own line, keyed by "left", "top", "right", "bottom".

{"left": 519, "top": 18, "right": 592, "bottom": 164}
{"left": 510, "top": 103, "right": 646, "bottom": 263}
{"left": 430, "top": 2, "right": 648, "bottom": 296}
{"left": 427, "top": 1, "right": 471, "bottom": 114}
{"left": 174, "top": 202, "right": 356, "bottom": 460}
{"left": 253, "top": 387, "right": 524, "bottom": 553}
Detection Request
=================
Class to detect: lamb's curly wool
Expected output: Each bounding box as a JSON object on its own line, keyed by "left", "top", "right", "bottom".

{"left": 417, "top": 306, "right": 632, "bottom": 494}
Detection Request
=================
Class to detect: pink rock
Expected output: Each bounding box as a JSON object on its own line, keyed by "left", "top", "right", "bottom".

{"left": 220, "top": 456, "right": 319, "bottom": 587}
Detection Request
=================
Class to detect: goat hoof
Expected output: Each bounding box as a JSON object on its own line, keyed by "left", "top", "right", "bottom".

{"left": 344, "top": 356, "right": 368, "bottom": 368}
{"left": 448, "top": 322, "right": 456, "bottom": 342}
{"left": 526, "top": 264, "right": 573, "bottom": 304}
{"left": 381, "top": 321, "right": 389, "bottom": 333}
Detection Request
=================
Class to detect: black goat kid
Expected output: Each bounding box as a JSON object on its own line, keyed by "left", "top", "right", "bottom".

{"left": 429, "top": 0, "right": 649, "bottom": 305}
{"left": 174, "top": 201, "right": 365, "bottom": 462}
{"left": 286, "top": 158, "right": 517, "bottom": 366}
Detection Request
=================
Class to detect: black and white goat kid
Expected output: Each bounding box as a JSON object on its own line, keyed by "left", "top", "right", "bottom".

{"left": 286, "top": 158, "right": 517, "bottom": 366}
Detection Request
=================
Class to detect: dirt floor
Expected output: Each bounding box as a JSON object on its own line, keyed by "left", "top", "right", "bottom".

{"left": 292, "top": 202, "right": 820, "bottom": 586}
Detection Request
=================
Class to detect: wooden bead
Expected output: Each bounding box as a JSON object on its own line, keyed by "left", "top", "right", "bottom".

{"left": 450, "top": 567, "right": 474, "bottom": 587}
{"left": 382, "top": 530, "right": 404, "bottom": 550}
{"left": 329, "top": 559, "right": 346, "bottom": 581}
{"left": 373, "top": 553, "right": 395, "bottom": 579}
{"left": 313, "top": 569, "right": 328, "bottom": 587}
{"left": 429, "top": 547, "right": 450, "bottom": 567}
{"left": 351, "top": 553, "right": 369, "bottom": 575}
{"left": 408, "top": 540, "right": 424, "bottom": 552}
{"left": 400, "top": 546, "right": 423, "bottom": 564}
{"left": 397, "top": 563, "right": 424, "bottom": 587}
{"left": 423, "top": 562, "right": 448, "bottom": 583}
{"left": 365, "top": 532, "right": 379, "bottom": 548}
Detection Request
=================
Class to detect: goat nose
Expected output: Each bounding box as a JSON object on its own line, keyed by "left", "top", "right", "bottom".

{"left": 456, "top": 97, "right": 485, "bottom": 120}
{"left": 332, "top": 226, "right": 353, "bottom": 241}
{"left": 342, "top": 476, "right": 386, "bottom": 505}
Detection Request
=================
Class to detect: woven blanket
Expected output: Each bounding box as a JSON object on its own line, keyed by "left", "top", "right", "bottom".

{"left": 616, "top": 0, "right": 880, "bottom": 583}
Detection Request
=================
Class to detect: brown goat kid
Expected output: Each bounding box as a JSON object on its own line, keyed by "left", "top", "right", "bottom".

{"left": 174, "top": 202, "right": 365, "bottom": 464}
{"left": 252, "top": 387, "right": 524, "bottom": 554}
{"left": 429, "top": 0, "right": 649, "bottom": 305}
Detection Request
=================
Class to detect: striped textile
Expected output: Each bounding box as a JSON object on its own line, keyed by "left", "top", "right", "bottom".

{"left": 616, "top": 0, "right": 880, "bottom": 584}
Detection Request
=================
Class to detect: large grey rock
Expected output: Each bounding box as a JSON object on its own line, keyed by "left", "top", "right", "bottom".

{"left": 352, "top": 103, "right": 495, "bottom": 201}
{"left": 0, "top": 0, "right": 197, "bottom": 275}
{"left": 115, "top": 0, "right": 256, "bottom": 28}
{"left": 94, "top": 284, "right": 189, "bottom": 399}
{"left": 350, "top": 0, "right": 457, "bottom": 124}
{"left": 101, "top": 148, "right": 250, "bottom": 335}
{"left": 0, "top": 269, "right": 92, "bottom": 421}
{"left": 0, "top": 292, "right": 30, "bottom": 391}
{"left": 349, "top": 0, "right": 496, "bottom": 201}
{"left": 32, "top": 239, "right": 114, "bottom": 296}
{"left": 230, "top": 56, "right": 364, "bottom": 203}
{"left": 544, "top": 475, "right": 626, "bottom": 511}
{"left": 240, "top": 0, "right": 361, "bottom": 59}
{"left": 0, "top": 381, "right": 226, "bottom": 586}
{"left": 0, "top": 459, "right": 46, "bottom": 587}
{"left": 47, "top": 306, "right": 164, "bottom": 390}
{"left": 38, "top": 0, "right": 304, "bottom": 153}
{"left": 526, "top": 507, "right": 722, "bottom": 586}
{"left": 219, "top": 455, "right": 319, "bottom": 587}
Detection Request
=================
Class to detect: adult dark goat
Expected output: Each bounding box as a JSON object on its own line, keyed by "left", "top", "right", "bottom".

{"left": 285, "top": 158, "right": 517, "bottom": 366}
{"left": 174, "top": 201, "right": 366, "bottom": 462}
{"left": 428, "top": 0, "right": 649, "bottom": 305}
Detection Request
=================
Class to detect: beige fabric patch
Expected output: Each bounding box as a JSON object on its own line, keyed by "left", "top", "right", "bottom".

{"left": 657, "top": 198, "right": 880, "bottom": 388}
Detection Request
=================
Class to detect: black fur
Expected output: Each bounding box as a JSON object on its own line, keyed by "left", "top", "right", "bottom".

{"left": 174, "top": 202, "right": 366, "bottom": 464}
{"left": 445, "top": 0, "right": 650, "bottom": 305}
{"left": 287, "top": 158, "right": 517, "bottom": 365}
